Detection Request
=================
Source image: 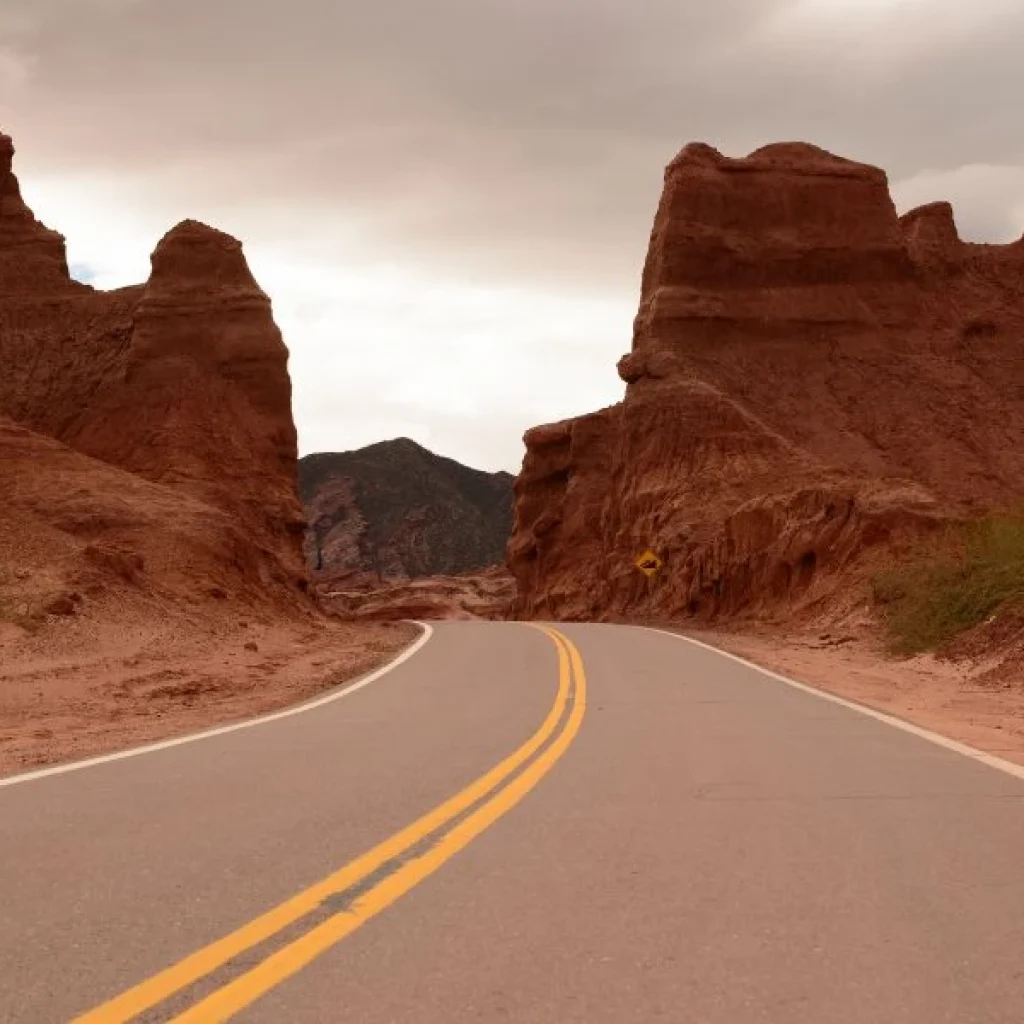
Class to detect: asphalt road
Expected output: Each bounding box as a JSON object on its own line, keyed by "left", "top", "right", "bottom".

{"left": 3, "top": 622, "right": 1024, "bottom": 1023}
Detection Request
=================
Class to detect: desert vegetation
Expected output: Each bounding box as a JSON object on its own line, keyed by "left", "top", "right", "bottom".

{"left": 873, "top": 513, "right": 1024, "bottom": 654}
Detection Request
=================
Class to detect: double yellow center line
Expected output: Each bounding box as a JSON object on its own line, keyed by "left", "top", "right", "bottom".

{"left": 74, "top": 625, "right": 587, "bottom": 1022}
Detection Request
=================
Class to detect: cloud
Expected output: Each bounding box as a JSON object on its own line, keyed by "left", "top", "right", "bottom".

{"left": 5, "top": 0, "right": 1024, "bottom": 469}
{"left": 0, "top": 45, "right": 34, "bottom": 89}
{"left": 892, "top": 164, "right": 1024, "bottom": 242}
{"left": 261, "top": 256, "right": 634, "bottom": 469}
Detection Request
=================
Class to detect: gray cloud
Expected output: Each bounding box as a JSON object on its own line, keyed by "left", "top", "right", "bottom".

{"left": 5, "top": 0, "right": 1024, "bottom": 467}
{"left": 8, "top": 0, "right": 1023, "bottom": 288}
{"left": 892, "top": 163, "right": 1024, "bottom": 243}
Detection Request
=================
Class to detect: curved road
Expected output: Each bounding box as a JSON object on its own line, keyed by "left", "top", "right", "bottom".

{"left": 2, "top": 622, "right": 1024, "bottom": 1022}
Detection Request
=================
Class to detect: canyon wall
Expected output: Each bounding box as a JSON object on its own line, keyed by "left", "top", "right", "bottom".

{"left": 509, "top": 142, "right": 1024, "bottom": 622}
{"left": 0, "top": 134, "right": 307, "bottom": 621}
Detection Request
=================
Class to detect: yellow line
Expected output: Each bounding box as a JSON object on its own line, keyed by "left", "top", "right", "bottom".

{"left": 72, "top": 624, "right": 575, "bottom": 1024}
{"left": 169, "top": 627, "right": 587, "bottom": 1022}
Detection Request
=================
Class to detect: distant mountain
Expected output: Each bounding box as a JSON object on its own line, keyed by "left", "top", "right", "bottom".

{"left": 299, "top": 439, "right": 515, "bottom": 582}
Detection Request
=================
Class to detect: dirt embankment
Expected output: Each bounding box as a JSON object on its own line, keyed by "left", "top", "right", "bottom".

{"left": 0, "top": 611, "right": 419, "bottom": 778}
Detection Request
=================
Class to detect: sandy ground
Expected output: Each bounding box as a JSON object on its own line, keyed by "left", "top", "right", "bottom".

{"left": 686, "top": 626, "right": 1024, "bottom": 768}
{"left": 0, "top": 613, "right": 419, "bottom": 778}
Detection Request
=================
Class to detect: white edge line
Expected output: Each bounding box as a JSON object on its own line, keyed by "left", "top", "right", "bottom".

{"left": 644, "top": 626, "right": 1024, "bottom": 784}
{"left": 0, "top": 621, "right": 434, "bottom": 789}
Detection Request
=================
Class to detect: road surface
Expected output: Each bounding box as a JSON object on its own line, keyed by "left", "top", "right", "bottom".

{"left": 2, "top": 622, "right": 1024, "bottom": 1023}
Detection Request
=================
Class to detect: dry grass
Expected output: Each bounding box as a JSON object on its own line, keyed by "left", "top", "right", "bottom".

{"left": 873, "top": 514, "right": 1024, "bottom": 655}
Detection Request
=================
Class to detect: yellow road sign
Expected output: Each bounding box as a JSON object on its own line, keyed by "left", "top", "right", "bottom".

{"left": 635, "top": 550, "right": 663, "bottom": 577}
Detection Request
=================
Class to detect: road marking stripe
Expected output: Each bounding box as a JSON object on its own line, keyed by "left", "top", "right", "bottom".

{"left": 71, "top": 624, "right": 577, "bottom": 1023}
{"left": 648, "top": 627, "right": 1024, "bottom": 783}
{"left": 167, "top": 626, "right": 587, "bottom": 1022}
{"left": 0, "top": 623, "right": 434, "bottom": 789}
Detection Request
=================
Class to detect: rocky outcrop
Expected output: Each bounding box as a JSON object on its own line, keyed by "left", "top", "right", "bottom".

{"left": 301, "top": 439, "right": 513, "bottom": 582}
{"left": 68, "top": 221, "right": 307, "bottom": 585}
{"left": 320, "top": 566, "right": 514, "bottom": 622}
{"left": 0, "top": 134, "right": 307, "bottom": 622}
{"left": 509, "top": 142, "right": 1024, "bottom": 622}
{"left": 0, "top": 134, "right": 73, "bottom": 293}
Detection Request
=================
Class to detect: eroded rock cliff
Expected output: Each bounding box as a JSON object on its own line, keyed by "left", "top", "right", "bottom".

{"left": 0, "top": 134, "right": 307, "bottom": 623}
{"left": 509, "top": 142, "right": 1024, "bottom": 622}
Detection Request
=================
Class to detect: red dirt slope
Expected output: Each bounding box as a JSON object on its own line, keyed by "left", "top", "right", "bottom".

{"left": 509, "top": 142, "right": 1024, "bottom": 623}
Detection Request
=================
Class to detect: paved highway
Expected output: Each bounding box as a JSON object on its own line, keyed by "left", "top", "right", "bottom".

{"left": 2, "top": 622, "right": 1024, "bottom": 1022}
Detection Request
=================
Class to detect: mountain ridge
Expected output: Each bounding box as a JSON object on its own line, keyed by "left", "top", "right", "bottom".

{"left": 300, "top": 438, "right": 514, "bottom": 582}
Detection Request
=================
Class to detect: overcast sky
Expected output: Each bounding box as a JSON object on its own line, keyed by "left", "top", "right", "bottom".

{"left": 3, "top": 0, "right": 1023, "bottom": 471}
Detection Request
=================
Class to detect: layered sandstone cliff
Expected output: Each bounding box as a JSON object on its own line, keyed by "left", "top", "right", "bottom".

{"left": 509, "top": 142, "right": 1024, "bottom": 622}
{"left": 0, "top": 134, "right": 307, "bottom": 623}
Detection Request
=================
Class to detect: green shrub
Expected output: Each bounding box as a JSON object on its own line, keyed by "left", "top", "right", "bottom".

{"left": 872, "top": 514, "right": 1024, "bottom": 655}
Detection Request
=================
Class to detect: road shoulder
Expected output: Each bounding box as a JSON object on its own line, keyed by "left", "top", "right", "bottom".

{"left": 674, "top": 626, "right": 1024, "bottom": 769}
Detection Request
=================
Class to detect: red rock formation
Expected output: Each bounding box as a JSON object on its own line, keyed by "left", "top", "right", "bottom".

{"left": 0, "top": 134, "right": 72, "bottom": 292}
{"left": 509, "top": 142, "right": 1024, "bottom": 622}
{"left": 0, "top": 134, "right": 307, "bottom": 621}
{"left": 0, "top": 417, "right": 293, "bottom": 622}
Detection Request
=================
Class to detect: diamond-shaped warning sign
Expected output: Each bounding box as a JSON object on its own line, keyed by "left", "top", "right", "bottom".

{"left": 634, "top": 550, "right": 663, "bottom": 577}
